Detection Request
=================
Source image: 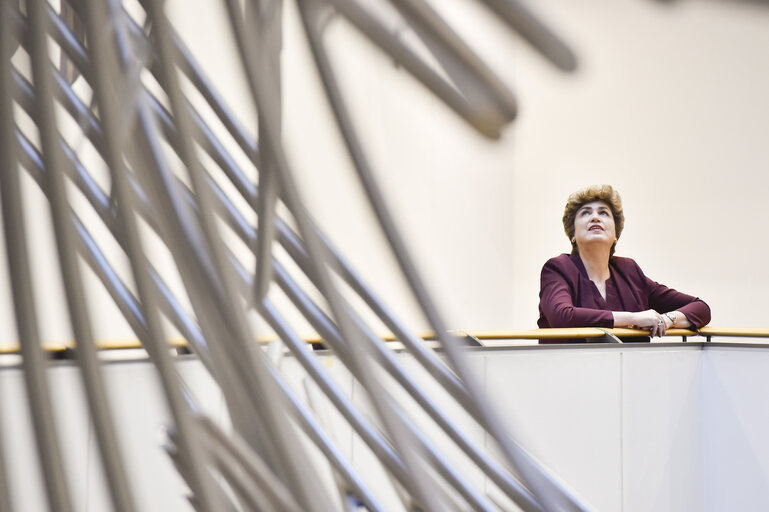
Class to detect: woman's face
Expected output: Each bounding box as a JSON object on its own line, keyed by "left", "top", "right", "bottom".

{"left": 573, "top": 200, "right": 616, "bottom": 251}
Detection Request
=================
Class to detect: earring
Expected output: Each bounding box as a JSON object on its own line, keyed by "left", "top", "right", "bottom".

{"left": 571, "top": 238, "right": 575, "bottom": 243}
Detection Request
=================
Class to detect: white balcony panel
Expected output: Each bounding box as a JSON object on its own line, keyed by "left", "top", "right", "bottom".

{"left": 701, "top": 347, "right": 769, "bottom": 512}
{"left": 622, "top": 348, "right": 703, "bottom": 512}
{"left": 485, "top": 349, "right": 622, "bottom": 512}
{"left": 2, "top": 344, "right": 769, "bottom": 510}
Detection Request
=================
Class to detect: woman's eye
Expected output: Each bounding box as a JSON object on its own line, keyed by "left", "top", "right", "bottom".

{"left": 599, "top": 211, "right": 609, "bottom": 216}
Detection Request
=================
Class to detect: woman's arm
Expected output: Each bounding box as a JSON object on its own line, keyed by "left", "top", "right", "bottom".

{"left": 663, "top": 310, "right": 692, "bottom": 328}
{"left": 645, "top": 277, "right": 711, "bottom": 329}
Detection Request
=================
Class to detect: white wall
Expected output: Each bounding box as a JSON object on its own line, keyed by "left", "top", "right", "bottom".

{"left": 701, "top": 346, "right": 769, "bottom": 512}
{"left": 4, "top": 344, "right": 768, "bottom": 511}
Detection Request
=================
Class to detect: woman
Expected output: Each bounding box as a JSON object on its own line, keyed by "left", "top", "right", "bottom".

{"left": 538, "top": 185, "right": 710, "bottom": 343}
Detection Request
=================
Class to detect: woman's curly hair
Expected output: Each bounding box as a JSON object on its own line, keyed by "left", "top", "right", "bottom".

{"left": 562, "top": 185, "right": 624, "bottom": 256}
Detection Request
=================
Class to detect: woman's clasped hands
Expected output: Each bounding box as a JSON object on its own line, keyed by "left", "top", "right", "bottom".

{"left": 627, "top": 309, "right": 672, "bottom": 338}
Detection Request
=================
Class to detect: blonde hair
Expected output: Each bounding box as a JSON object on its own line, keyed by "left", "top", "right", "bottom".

{"left": 562, "top": 185, "right": 624, "bottom": 256}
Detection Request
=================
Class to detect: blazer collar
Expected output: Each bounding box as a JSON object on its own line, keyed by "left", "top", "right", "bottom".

{"left": 569, "top": 251, "right": 589, "bottom": 277}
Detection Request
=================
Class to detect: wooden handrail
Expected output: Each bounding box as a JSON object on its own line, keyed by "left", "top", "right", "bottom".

{"left": 467, "top": 328, "right": 698, "bottom": 340}
{"left": 0, "top": 343, "right": 73, "bottom": 355}
{"left": 462, "top": 328, "right": 606, "bottom": 340}
{"left": 603, "top": 327, "right": 697, "bottom": 338}
{"left": 465, "top": 327, "right": 769, "bottom": 345}
{"left": 1, "top": 327, "right": 768, "bottom": 356}
{"left": 697, "top": 326, "right": 769, "bottom": 338}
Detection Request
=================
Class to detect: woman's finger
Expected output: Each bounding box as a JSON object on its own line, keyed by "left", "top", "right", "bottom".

{"left": 654, "top": 317, "right": 663, "bottom": 337}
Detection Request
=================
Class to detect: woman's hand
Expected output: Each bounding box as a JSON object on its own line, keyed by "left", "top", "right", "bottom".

{"left": 615, "top": 309, "right": 669, "bottom": 337}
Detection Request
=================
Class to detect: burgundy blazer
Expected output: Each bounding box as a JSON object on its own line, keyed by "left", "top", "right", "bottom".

{"left": 538, "top": 253, "right": 710, "bottom": 343}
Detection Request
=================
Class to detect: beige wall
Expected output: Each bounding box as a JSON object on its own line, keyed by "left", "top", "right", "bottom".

{"left": 3, "top": 0, "right": 768, "bottom": 343}
{"left": 276, "top": 0, "right": 769, "bottom": 332}
{"left": 287, "top": 0, "right": 769, "bottom": 332}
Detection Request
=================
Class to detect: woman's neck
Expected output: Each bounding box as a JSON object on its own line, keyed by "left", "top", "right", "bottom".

{"left": 578, "top": 247, "right": 611, "bottom": 282}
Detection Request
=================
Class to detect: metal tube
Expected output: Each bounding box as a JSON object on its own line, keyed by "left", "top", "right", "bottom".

{"left": 479, "top": 0, "right": 577, "bottom": 72}
{"left": 26, "top": 0, "right": 138, "bottom": 506}
{"left": 6, "top": 2, "right": 76, "bottom": 510}
{"left": 198, "top": 416, "right": 303, "bottom": 512}
{"left": 315, "top": 0, "right": 507, "bottom": 138}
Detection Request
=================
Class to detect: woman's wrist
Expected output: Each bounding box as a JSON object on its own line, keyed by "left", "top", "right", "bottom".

{"left": 612, "top": 311, "right": 633, "bottom": 328}
{"left": 664, "top": 312, "right": 676, "bottom": 327}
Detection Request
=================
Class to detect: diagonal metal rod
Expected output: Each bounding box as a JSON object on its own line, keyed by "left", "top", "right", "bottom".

{"left": 259, "top": 298, "right": 430, "bottom": 508}
{"left": 14, "top": 126, "right": 212, "bottom": 367}
{"left": 26, "top": 2, "right": 136, "bottom": 505}
{"left": 315, "top": 0, "right": 510, "bottom": 138}
{"left": 198, "top": 416, "right": 303, "bottom": 512}
{"left": 480, "top": 0, "right": 577, "bottom": 72}
{"left": 386, "top": 0, "right": 517, "bottom": 119}
{"left": 245, "top": 0, "right": 283, "bottom": 303}
{"left": 207, "top": 448, "right": 279, "bottom": 512}
{"left": 0, "top": 4, "right": 65, "bottom": 512}
{"left": 7, "top": 3, "right": 78, "bottom": 511}
{"left": 173, "top": 30, "right": 258, "bottom": 161}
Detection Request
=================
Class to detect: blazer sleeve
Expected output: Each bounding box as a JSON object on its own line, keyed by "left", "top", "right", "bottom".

{"left": 644, "top": 274, "right": 711, "bottom": 329}
{"left": 539, "top": 258, "right": 614, "bottom": 328}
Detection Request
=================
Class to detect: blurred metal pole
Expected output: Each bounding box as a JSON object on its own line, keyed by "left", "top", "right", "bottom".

{"left": 3, "top": 1, "right": 75, "bottom": 510}
{"left": 248, "top": 0, "right": 283, "bottom": 302}
{"left": 0, "top": 3, "right": 20, "bottom": 512}
{"left": 26, "top": 1, "right": 139, "bottom": 509}
{"left": 480, "top": 0, "right": 577, "bottom": 71}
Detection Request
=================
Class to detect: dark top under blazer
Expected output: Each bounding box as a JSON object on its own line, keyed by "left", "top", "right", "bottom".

{"left": 538, "top": 253, "right": 710, "bottom": 343}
